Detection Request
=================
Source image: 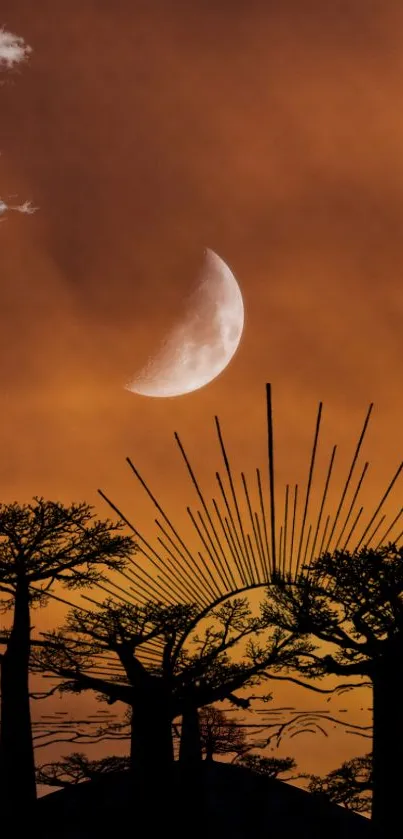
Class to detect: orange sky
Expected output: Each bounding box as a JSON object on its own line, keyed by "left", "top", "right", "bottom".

{"left": 1, "top": 0, "right": 403, "bottom": 789}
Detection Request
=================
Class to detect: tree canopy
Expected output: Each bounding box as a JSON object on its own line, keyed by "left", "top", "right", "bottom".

{"left": 306, "top": 753, "right": 372, "bottom": 815}
{"left": 261, "top": 543, "right": 403, "bottom": 835}
{"left": 0, "top": 497, "right": 137, "bottom": 821}
{"left": 34, "top": 594, "right": 308, "bottom": 714}
{"left": 0, "top": 497, "right": 135, "bottom": 608}
{"left": 262, "top": 544, "right": 403, "bottom": 682}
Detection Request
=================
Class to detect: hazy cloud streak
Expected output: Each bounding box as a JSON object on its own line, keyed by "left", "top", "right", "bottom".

{"left": 0, "top": 197, "right": 38, "bottom": 219}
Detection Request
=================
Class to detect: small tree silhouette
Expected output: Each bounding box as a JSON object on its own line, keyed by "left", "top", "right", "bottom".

{"left": 260, "top": 543, "right": 403, "bottom": 835}
{"left": 36, "top": 753, "right": 130, "bottom": 788}
{"left": 237, "top": 753, "right": 297, "bottom": 779}
{"left": 0, "top": 497, "right": 136, "bottom": 816}
{"left": 306, "top": 753, "right": 372, "bottom": 814}
{"left": 198, "top": 706, "right": 248, "bottom": 761}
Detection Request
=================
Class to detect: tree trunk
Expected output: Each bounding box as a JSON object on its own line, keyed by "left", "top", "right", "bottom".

{"left": 204, "top": 739, "right": 214, "bottom": 762}
{"left": 0, "top": 576, "right": 36, "bottom": 817}
{"left": 178, "top": 704, "right": 206, "bottom": 838}
{"left": 372, "top": 645, "right": 403, "bottom": 837}
{"left": 129, "top": 682, "right": 174, "bottom": 833}
{"left": 130, "top": 687, "right": 174, "bottom": 773}
{"left": 179, "top": 703, "right": 202, "bottom": 764}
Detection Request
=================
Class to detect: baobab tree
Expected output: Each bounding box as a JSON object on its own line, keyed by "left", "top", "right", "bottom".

{"left": 33, "top": 595, "right": 308, "bottom": 775}
{"left": 34, "top": 599, "right": 199, "bottom": 775}
{"left": 260, "top": 543, "right": 403, "bottom": 836}
{"left": 34, "top": 596, "right": 311, "bottom": 839}
{"left": 0, "top": 497, "right": 136, "bottom": 815}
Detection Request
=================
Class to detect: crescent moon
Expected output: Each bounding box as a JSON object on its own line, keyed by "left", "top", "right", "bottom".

{"left": 125, "top": 248, "right": 244, "bottom": 398}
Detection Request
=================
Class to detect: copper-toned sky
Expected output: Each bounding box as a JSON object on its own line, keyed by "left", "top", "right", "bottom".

{"left": 2, "top": 0, "right": 403, "bottom": 785}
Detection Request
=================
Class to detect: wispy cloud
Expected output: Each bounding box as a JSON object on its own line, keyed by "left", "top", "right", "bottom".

{"left": 0, "top": 28, "right": 36, "bottom": 222}
{"left": 0, "top": 197, "right": 38, "bottom": 221}
{"left": 0, "top": 27, "right": 32, "bottom": 69}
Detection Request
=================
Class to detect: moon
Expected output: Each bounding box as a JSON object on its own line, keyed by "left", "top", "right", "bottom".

{"left": 125, "top": 249, "right": 244, "bottom": 398}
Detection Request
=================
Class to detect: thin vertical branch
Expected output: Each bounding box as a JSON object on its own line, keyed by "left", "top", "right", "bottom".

{"left": 215, "top": 418, "right": 255, "bottom": 585}
{"left": 324, "top": 404, "right": 373, "bottom": 554}
{"left": 354, "top": 463, "right": 403, "bottom": 552}
{"left": 212, "top": 499, "right": 246, "bottom": 586}
{"left": 282, "top": 485, "right": 289, "bottom": 578}
{"left": 342, "top": 507, "right": 363, "bottom": 552}
{"left": 216, "top": 472, "right": 249, "bottom": 586}
{"left": 256, "top": 468, "right": 272, "bottom": 578}
{"left": 317, "top": 515, "right": 330, "bottom": 562}
{"left": 295, "top": 403, "right": 322, "bottom": 578}
{"left": 266, "top": 384, "right": 277, "bottom": 576}
{"left": 290, "top": 485, "right": 298, "bottom": 576}
{"left": 241, "top": 472, "right": 262, "bottom": 584}
{"left": 374, "top": 509, "right": 403, "bottom": 550}
{"left": 174, "top": 432, "right": 236, "bottom": 591}
{"left": 334, "top": 462, "right": 369, "bottom": 551}
{"left": 361, "top": 515, "right": 385, "bottom": 550}
{"left": 307, "top": 445, "right": 337, "bottom": 573}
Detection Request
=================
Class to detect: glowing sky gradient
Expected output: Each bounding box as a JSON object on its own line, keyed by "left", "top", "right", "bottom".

{"left": 1, "top": 0, "right": 403, "bottom": 788}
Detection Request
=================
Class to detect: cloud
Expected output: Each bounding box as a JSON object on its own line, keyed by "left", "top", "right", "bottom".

{"left": 0, "top": 197, "right": 38, "bottom": 221}
{"left": 0, "top": 28, "right": 36, "bottom": 222}
{"left": 0, "top": 26, "right": 32, "bottom": 69}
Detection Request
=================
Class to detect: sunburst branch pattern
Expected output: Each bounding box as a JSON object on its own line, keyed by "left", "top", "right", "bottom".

{"left": 289, "top": 485, "right": 298, "bottom": 572}
{"left": 281, "top": 484, "right": 289, "bottom": 580}
{"left": 295, "top": 402, "right": 323, "bottom": 580}
{"left": 95, "top": 383, "right": 403, "bottom": 621}
{"left": 324, "top": 405, "right": 373, "bottom": 556}
{"left": 215, "top": 471, "right": 249, "bottom": 586}
{"left": 306, "top": 446, "right": 336, "bottom": 574}
{"left": 174, "top": 431, "right": 236, "bottom": 591}
{"left": 354, "top": 461, "right": 403, "bottom": 552}
{"left": 215, "top": 416, "right": 255, "bottom": 584}
{"left": 256, "top": 467, "right": 272, "bottom": 577}
{"left": 374, "top": 508, "right": 403, "bottom": 550}
{"left": 97, "top": 488, "right": 209, "bottom": 607}
{"left": 333, "top": 460, "right": 367, "bottom": 553}
{"left": 126, "top": 458, "right": 215, "bottom": 601}
{"left": 265, "top": 384, "right": 277, "bottom": 576}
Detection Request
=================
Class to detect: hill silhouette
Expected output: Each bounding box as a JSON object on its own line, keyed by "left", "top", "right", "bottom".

{"left": 36, "top": 761, "right": 373, "bottom": 839}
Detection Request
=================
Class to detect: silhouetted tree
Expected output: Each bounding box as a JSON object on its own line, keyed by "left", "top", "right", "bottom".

{"left": 197, "top": 706, "right": 248, "bottom": 761}
{"left": 36, "top": 753, "right": 130, "bottom": 788}
{"left": 34, "top": 596, "right": 285, "bottom": 834}
{"left": 237, "top": 753, "right": 297, "bottom": 779}
{"left": 34, "top": 600, "right": 197, "bottom": 775}
{"left": 260, "top": 543, "right": 403, "bottom": 835}
{"left": 0, "top": 497, "right": 135, "bottom": 816}
{"left": 306, "top": 753, "right": 372, "bottom": 815}
{"left": 33, "top": 596, "right": 307, "bottom": 774}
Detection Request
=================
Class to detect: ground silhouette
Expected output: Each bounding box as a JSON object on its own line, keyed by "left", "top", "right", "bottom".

{"left": 36, "top": 761, "right": 373, "bottom": 839}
